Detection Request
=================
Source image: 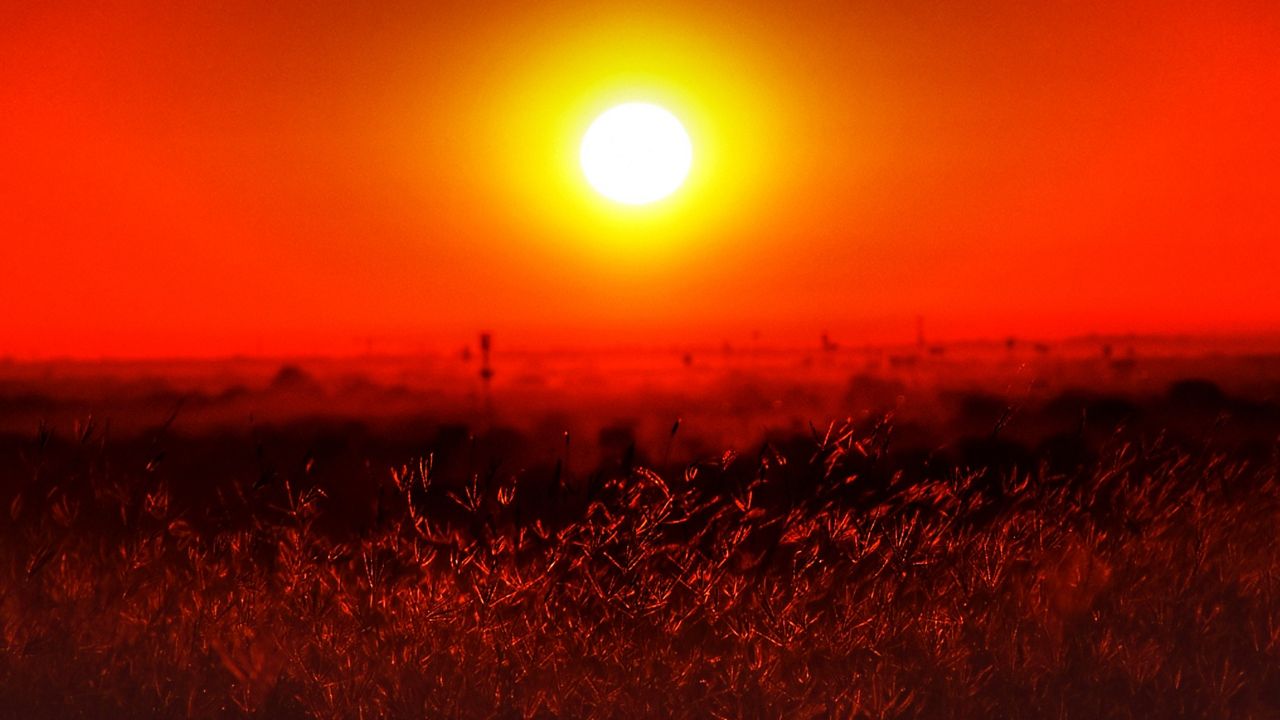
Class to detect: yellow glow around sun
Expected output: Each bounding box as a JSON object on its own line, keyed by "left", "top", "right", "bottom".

{"left": 580, "top": 103, "right": 692, "bottom": 205}
{"left": 435, "top": 8, "right": 798, "bottom": 272}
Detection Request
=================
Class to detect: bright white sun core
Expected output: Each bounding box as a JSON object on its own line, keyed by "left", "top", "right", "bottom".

{"left": 579, "top": 102, "right": 692, "bottom": 205}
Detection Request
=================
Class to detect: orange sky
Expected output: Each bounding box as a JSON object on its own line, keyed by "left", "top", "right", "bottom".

{"left": 2, "top": 0, "right": 1278, "bottom": 357}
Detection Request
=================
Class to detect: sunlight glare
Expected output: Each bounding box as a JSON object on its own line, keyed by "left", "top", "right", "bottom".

{"left": 579, "top": 102, "right": 693, "bottom": 205}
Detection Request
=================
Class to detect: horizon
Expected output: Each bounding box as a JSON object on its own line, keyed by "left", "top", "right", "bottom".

{"left": 5, "top": 329, "right": 1280, "bottom": 364}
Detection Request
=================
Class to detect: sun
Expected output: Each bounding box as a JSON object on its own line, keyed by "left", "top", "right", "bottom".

{"left": 579, "top": 102, "right": 693, "bottom": 205}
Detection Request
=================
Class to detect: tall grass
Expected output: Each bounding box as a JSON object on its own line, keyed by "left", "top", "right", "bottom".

{"left": 1, "top": 417, "right": 1278, "bottom": 718}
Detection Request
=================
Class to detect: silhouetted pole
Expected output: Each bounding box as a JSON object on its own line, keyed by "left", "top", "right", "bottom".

{"left": 479, "top": 332, "right": 494, "bottom": 418}
{"left": 479, "top": 333, "right": 493, "bottom": 381}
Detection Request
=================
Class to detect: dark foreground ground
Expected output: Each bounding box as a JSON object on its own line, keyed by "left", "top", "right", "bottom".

{"left": 2, "top": 342, "right": 1279, "bottom": 717}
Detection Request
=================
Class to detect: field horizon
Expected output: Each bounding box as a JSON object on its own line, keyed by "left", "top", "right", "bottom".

{"left": 4, "top": 334, "right": 1280, "bottom": 716}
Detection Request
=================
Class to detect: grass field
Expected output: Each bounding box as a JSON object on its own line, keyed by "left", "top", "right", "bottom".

{"left": 2, "top": 346, "right": 1279, "bottom": 717}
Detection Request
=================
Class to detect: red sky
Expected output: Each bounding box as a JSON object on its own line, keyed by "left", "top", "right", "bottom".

{"left": 2, "top": 0, "right": 1278, "bottom": 357}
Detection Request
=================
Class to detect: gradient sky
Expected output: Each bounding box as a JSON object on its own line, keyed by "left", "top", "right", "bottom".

{"left": 3, "top": 0, "right": 1278, "bottom": 357}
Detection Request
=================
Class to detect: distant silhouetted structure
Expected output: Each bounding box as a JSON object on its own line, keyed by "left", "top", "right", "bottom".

{"left": 269, "top": 364, "right": 317, "bottom": 393}
{"left": 479, "top": 333, "right": 494, "bottom": 384}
